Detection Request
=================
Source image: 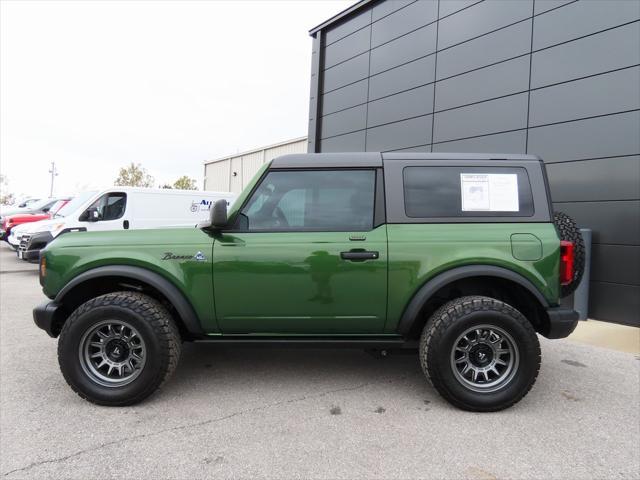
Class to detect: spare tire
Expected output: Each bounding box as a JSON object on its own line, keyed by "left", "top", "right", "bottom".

{"left": 554, "top": 211, "right": 585, "bottom": 297}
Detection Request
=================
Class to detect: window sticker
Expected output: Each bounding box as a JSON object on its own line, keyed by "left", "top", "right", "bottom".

{"left": 460, "top": 173, "right": 519, "bottom": 212}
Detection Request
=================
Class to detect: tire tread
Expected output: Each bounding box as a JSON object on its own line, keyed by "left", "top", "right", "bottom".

{"left": 419, "top": 295, "right": 541, "bottom": 411}
{"left": 58, "top": 291, "right": 181, "bottom": 406}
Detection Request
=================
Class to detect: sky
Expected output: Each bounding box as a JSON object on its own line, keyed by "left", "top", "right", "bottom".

{"left": 0, "top": 0, "right": 352, "bottom": 199}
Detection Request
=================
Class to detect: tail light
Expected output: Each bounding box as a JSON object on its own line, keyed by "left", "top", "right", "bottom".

{"left": 560, "top": 240, "right": 574, "bottom": 285}
{"left": 39, "top": 255, "right": 46, "bottom": 277}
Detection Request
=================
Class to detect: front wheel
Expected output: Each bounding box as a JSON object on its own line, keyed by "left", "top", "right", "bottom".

{"left": 58, "top": 292, "right": 181, "bottom": 406}
{"left": 420, "top": 296, "right": 540, "bottom": 412}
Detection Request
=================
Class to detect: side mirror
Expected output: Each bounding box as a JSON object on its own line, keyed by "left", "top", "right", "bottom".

{"left": 198, "top": 199, "right": 228, "bottom": 230}
{"left": 211, "top": 199, "right": 228, "bottom": 228}
{"left": 81, "top": 207, "right": 100, "bottom": 222}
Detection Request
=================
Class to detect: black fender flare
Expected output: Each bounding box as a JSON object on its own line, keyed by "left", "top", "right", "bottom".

{"left": 397, "top": 265, "right": 550, "bottom": 336}
{"left": 55, "top": 265, "right": 203, "bottom": 335}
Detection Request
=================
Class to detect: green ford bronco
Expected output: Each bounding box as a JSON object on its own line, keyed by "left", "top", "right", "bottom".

{"left": 34, "top": 153, "right": 584, "bottom": 411}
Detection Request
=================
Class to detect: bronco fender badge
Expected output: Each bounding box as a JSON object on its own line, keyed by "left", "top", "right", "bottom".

{"left": 161, "top": 252, "right": 207, "bottom": 261}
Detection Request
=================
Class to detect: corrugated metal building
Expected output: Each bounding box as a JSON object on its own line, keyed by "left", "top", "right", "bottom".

{"left": 307, "top": 0, "right": 640, "bottom": 326}
{"left": 203, "top": 137, "right": 307, "bottom": 194}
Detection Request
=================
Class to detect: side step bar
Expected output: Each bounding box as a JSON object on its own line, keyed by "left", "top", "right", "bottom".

{"left": 194, "top": 336, "right": 415, "bottom": 349}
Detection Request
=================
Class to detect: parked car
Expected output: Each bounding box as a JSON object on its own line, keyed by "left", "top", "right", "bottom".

{"left": 0, "top": 197, "right": 57, "bottom": 223}
{"left": 7, "top": 222, "right": 32, "bottom": 250}
{"left": 15, "top": 187, "right": 236, "bottom": 261}
{"left": 0, "top": 197, "right": 40, "bottom": 211}
{"left": 1, "top": 198, "right": 71, "bottom": 242}
{"left": 33, "top": 153, "right": 584, "bottom": 411}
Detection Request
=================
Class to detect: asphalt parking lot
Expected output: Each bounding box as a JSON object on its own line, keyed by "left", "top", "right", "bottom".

{"left": 0, "top": 245, "right": 638, "bottom": 480}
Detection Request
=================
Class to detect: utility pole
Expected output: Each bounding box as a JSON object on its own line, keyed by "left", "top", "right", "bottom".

{"left": 48, "top": 162, "right": 58, "bottom": 198}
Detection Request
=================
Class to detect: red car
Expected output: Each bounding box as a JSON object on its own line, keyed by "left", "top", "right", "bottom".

{"left": 1, "top": 198, "right": 71, "bottom": 241}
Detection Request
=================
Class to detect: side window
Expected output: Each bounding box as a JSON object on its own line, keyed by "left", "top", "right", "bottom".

{"left": 276, "top": 188, "right": 306, "bottom": 227}
{"left": 102, "top": 193, "right": 127, "bottom": 220}
{"left": 241, "top": 170, "right": 375, "bottom": 231}
{"left": 403, "top": 166, "right": 534, "bottom": 218}
{"left": 82, "top": 193, "right": 127, "bottom": 221}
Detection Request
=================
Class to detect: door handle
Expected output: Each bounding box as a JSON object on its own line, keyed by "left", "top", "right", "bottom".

{"left": 123, "top": 220, "right": 129, "bottom": 229}
{"left": 340, "top": 250, "right": 379, "bottom": 261}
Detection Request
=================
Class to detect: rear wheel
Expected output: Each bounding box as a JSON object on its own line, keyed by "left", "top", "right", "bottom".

{"left": 420, "top": 296, "right": 540, "bottom": 411}
{"left": 58, "top": 292, "right": 181, "bottom": 406}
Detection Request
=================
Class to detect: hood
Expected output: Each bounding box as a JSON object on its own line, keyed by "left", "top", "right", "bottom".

{"left": 13, "top": 218, "right": 58, "bottom": 235}
{"left": 4, "top": 213, "right": 49, "bottom": 224}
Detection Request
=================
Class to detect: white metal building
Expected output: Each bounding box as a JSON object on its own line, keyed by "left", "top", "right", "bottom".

{"left": 203, "top": 137, "right": 307, "bottom": 193}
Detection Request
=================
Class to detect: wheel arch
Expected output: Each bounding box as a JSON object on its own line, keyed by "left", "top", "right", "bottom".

{"left": 397, "top": 266, "right": 551, "bottom": 339}
{"left": 53, "top": 266, "right": 203, "bottom": 338}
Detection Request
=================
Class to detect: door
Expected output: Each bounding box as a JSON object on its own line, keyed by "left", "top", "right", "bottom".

{"left": 213, "top": 169, "right": 387, "bottom": 334}
{"left": 79, "top": 192, "right": 129, "bottom": 231}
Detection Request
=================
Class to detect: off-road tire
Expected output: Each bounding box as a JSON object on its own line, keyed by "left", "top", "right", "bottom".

{"left": 58, "top": 292, "right": 181, "bottom": 406}
{"left": 554, "top": 211, "right": 585, "bottom": 297}
{"left": 419, "top": 296, "right": 540, "bottom": 412}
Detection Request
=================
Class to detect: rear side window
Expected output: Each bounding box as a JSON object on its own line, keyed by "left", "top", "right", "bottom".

{"left": 241, "top": 170, "right": 375, "bottom": 231}
{"left": 403, "top": 166, "right": 534, "bottom": 218}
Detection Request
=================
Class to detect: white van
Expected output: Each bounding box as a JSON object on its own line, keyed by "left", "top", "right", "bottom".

{"left": 11, "top": 187, "right": 235, "bottom": 261}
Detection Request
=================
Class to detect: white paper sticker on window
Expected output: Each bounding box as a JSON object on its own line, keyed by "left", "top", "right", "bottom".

{"left": 460, "top": 173, "right": 519, "bottom": 212}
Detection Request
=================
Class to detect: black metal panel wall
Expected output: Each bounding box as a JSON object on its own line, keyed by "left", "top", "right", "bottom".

{"left": 309, "top": 0, "right": 640, "bottom": 325}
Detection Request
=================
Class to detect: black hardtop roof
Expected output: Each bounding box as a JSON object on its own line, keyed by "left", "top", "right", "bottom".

{"left": 271, "top": 152, "right": 381, "bottom": 168}
{"left": 270, "top": 152, "right": 541, "bottom": 169}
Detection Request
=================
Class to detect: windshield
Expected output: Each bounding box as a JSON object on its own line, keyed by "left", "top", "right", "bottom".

{"left": 27, "top": 198, "right": 55, "bottom": 210}
{"left": 20, "top": 198, "right": 41, "bottom": 207}
{"left": 54, "top": 191, "right": 98, "bottom": 218}
{"left": 49, "top": 199, "right": 71, "bottom": 215}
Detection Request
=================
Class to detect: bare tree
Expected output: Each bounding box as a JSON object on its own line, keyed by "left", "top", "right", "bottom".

{"left": 114, "top": 163, "right": 154, "bottom": 188}
{"left": 0, "top": 174, "right": 15, "bottom": 205}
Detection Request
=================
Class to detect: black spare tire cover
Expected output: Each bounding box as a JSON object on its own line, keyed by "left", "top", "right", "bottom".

{"left": 554, "top": 211, "right": 586, "bottom": 298}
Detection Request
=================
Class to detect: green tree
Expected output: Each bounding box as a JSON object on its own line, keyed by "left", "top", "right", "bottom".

{"left": 173, "top": 176, "right": 197, "bottom": 190}
{"left": 114, "top": 163, "right": 154, "bottom": 188}
{"left": 0, "top": 174, "right": 15, "bottom": 205}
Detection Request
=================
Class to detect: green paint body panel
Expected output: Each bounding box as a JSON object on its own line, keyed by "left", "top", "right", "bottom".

{"left": 43, "top": 228, "right": 219, "bottom": 331}
{"left": 41, "top": 221, "right": 560, "bottom": 336}
{"left": 385, "top": 224, "right": 559, "bottom": 333}
{"left": 212, "top": 226, "right": 388, "bottom": 333}
{"left": 510, "top": 233, "right": 543, "bottom": 261}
